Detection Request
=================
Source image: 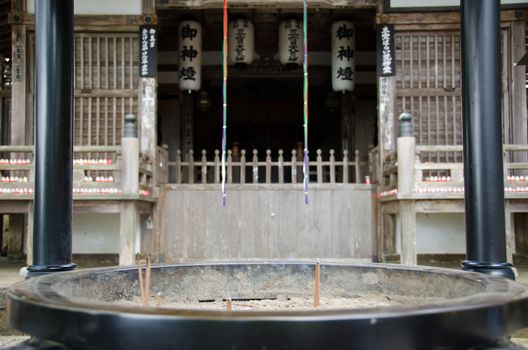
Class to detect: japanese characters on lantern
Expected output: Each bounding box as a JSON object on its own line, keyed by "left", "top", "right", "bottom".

{"left": 178, "top": 21, "right": 202, "bottom": 91}
{"left": 278, "top": 19, "right": 303, "bottom": 67}
{"left": 228, "top": 19, "right": 255, "bottom": 67}
{"left": 331, "top": 21, "right": 355, "bottom": 92}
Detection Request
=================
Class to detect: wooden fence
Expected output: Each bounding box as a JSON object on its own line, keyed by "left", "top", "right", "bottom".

{"left": 167, "top": 149, "right": 369, "bottom": 185}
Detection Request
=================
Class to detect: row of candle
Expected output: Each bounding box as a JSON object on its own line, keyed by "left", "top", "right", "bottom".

{"left": 415, "top": 187, "right": 464, "bottom": 194}
{"left": 424, "top": 176, "right": 453, "bottom": 182}
{"left": 379, "top": 189, "right": 398, "bottom": 198}
{"left": 0, "top": 159, "right": 31, "bottom": 165}
{"left": 0, "top": 158, "right": 114, "bottom": 166}
{"left": 0, "top": 176, "right": 28, "bottom": 183}
{"left": 0, "top": 188, "right": 32, "bottom": 194}
{"left": 505, "top": 187, "right": 528, "bottom": 192}
{"left": 73, "top": 188, "right": 122, "bottom": 194}
{"left": 507, "top": 176, "right": 528, "bottom": 182}
{"left": 84, "top": 176, "right": 114, "bottom": 183}
{"left": 73, "top": 159, "right": 113, "bottom": 165}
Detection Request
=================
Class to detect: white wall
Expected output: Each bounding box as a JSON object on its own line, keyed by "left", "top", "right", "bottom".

{"left": 27, "top": 0, "right": 142, "bottom": 15}
{"left": 396, "top": 213, "right": 466, "bottom": 254}
{"left": 72, "top": 213, "right": 120, "bottom": 254}
{"left": 416, "top": 213, "right": 466, "bottom": 254}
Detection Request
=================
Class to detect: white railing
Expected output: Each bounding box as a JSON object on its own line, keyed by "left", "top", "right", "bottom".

{"left": 167, "top": 149, "right": 370, "bottom": 185}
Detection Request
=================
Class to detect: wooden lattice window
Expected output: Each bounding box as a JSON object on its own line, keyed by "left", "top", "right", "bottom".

{"left": 30, "top": 33, "right": 139, "bottom": 146}
{"left": 395, "top": 30, "right": 512, "bottom": 163}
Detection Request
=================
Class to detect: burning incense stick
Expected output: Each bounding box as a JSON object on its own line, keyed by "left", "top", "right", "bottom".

{"left": 314, "top": 260, "right": 321, "bottom": 308}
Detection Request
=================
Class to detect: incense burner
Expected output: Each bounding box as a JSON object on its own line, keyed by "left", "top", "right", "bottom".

{"left": 7, "top": 262, "right": 528, "bottom": 350}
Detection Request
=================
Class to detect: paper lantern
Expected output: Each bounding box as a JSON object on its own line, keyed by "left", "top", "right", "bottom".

{"left": 278, "top": 19, "right": 303, "bottom": 67}
{"left": 178, "top": 21, "right": 202, "bottom": 91}
{"left": 228, "top": 19, "right": 255, "bottom": 66}
{"left": 331, "top": 21, "right": 355, "bottom": 92}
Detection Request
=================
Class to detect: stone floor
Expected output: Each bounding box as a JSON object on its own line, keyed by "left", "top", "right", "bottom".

{"left": 1, "top": 261, "right": 528, "bottom": 348}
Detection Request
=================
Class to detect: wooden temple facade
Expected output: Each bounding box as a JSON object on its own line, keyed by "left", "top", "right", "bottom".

{"left": 0, "top": 0, "right": 527, "bottom": 266}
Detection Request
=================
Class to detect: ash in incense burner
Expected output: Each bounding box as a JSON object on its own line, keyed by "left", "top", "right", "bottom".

{"left": 7, "top": 262, "right": 528, "bottom": 350}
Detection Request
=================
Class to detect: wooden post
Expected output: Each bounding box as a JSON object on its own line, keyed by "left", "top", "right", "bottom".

{"left": 397, "top": 113, "right": 416, "bottom": 196}
{"left": 240, "top": 150, "right": 246, "bottom": 184}
{"left": 201, "top": 150, "right": 207, "bottom": 184}
{"left": 378, "top": 76, "right": 397, "bottom": 178}
{"left": 139, "top": 78, "right": 157, "bottom": 164}
{"left": 505, "top": 201, "right": 515, "bottom": 264}
{"left": 188, "top": 150, "right": 194, "bottom": 184}
{"left": 6, "top": 214, "right": 24, "bottom": 262}
{"left": 397, "top": 112, "right": 417, "bottom": 265}
{"left": 214, "top": 150, "right": 220, "bottom": 184}
{"left": 11, "top": 25, "right": 27, "bottom": 146}
{"left": 122, "top": 114, "right": 139, "bottom": 195}
{"left": 227, "top": 150, "right": 233, "bottom": 184}
{"left": 291, "top": 150, "right": 297, "bottom": 184}
{"left": 252, "top": 149, "right": 258, "bottom": 183}
{"left": 343, "top": 150, "right": 349, "bottom": 183}
{"left": 329, "top": 150, "right": 335, "bottom": 184}
{"left": 120, "top": 202, "right": 139, "bottom": 265}
{"left": 26, "top": 202, "right": 33, "bottom": 265}
{"left": 265, "top": 149, "right": 271, "bottom": 184}
{"left": 512, "top": 21, "right": 528, "bottom": 167}
{"left": 120, "top": 114, "right": 140, "bottom": 265}
{"left": 399, "top": 201, "right": 417, "bottom": 266}
{"left": 354, "top": 150, "right": 361, "bottom": 184}
{"left": 176, "top": 150, "right": 182, "bottom": 184}
{"left": 316, "top": 149, "right": 323, "bottom": 184}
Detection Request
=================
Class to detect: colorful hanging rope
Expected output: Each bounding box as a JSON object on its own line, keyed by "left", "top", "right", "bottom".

{"left": 303, "top": 0, "right": 309, "bottom": 204}
{"left": 221, "top": 0, "right": 228, "bottom": 207}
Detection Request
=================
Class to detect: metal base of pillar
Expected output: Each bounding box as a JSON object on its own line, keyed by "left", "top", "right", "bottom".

{"left": 26, "top": 263, "right": 77, "bottom": 278}
{"left": 462, "top": 260, "right": 516, "bottom": 280}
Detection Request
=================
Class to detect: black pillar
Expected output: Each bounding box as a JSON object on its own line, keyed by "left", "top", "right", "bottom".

{"left": 28, "top": 0, "right": 76, "bottom": 275}
{"left": 460, "top": 0, "right": 514, "bottom": 279}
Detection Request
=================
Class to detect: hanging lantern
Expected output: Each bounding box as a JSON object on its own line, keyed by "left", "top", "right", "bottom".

{"left": 331, "top": 21, "right": 355, "bottom": 92}
{"left": 228, "top": 19, "right": 255, "bottom": 67}
{"left": 178, "top": 21, "right": 202, "bottom": 92}
{"left": 278, "top": 19, "right": 303, "bottom": 67}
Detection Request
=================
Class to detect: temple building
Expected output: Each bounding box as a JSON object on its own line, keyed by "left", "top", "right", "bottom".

{"left": 0, "top": 0, "right": 527, "bottom": 266}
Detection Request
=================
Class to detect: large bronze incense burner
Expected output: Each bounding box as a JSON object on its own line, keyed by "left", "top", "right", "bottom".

{"left": 7, "top": 262, "right": 528, "bottom": 350}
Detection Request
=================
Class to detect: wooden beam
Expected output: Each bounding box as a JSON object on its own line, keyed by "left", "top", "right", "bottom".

{"left": 378, "top": 9, "right": 526, "bottom": 25}
{"left": 16, "top": 13, "right": 156, "bottom": 26}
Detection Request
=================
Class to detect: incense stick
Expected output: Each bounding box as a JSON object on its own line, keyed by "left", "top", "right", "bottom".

{"left": 314, "top": 260, "right": 320, "bottom": 308}
{"left": 145, "top": 255, "right": 151, "bottom": 307}
{"left": 136, "top": 256, "right": 146, "bottom": 307}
